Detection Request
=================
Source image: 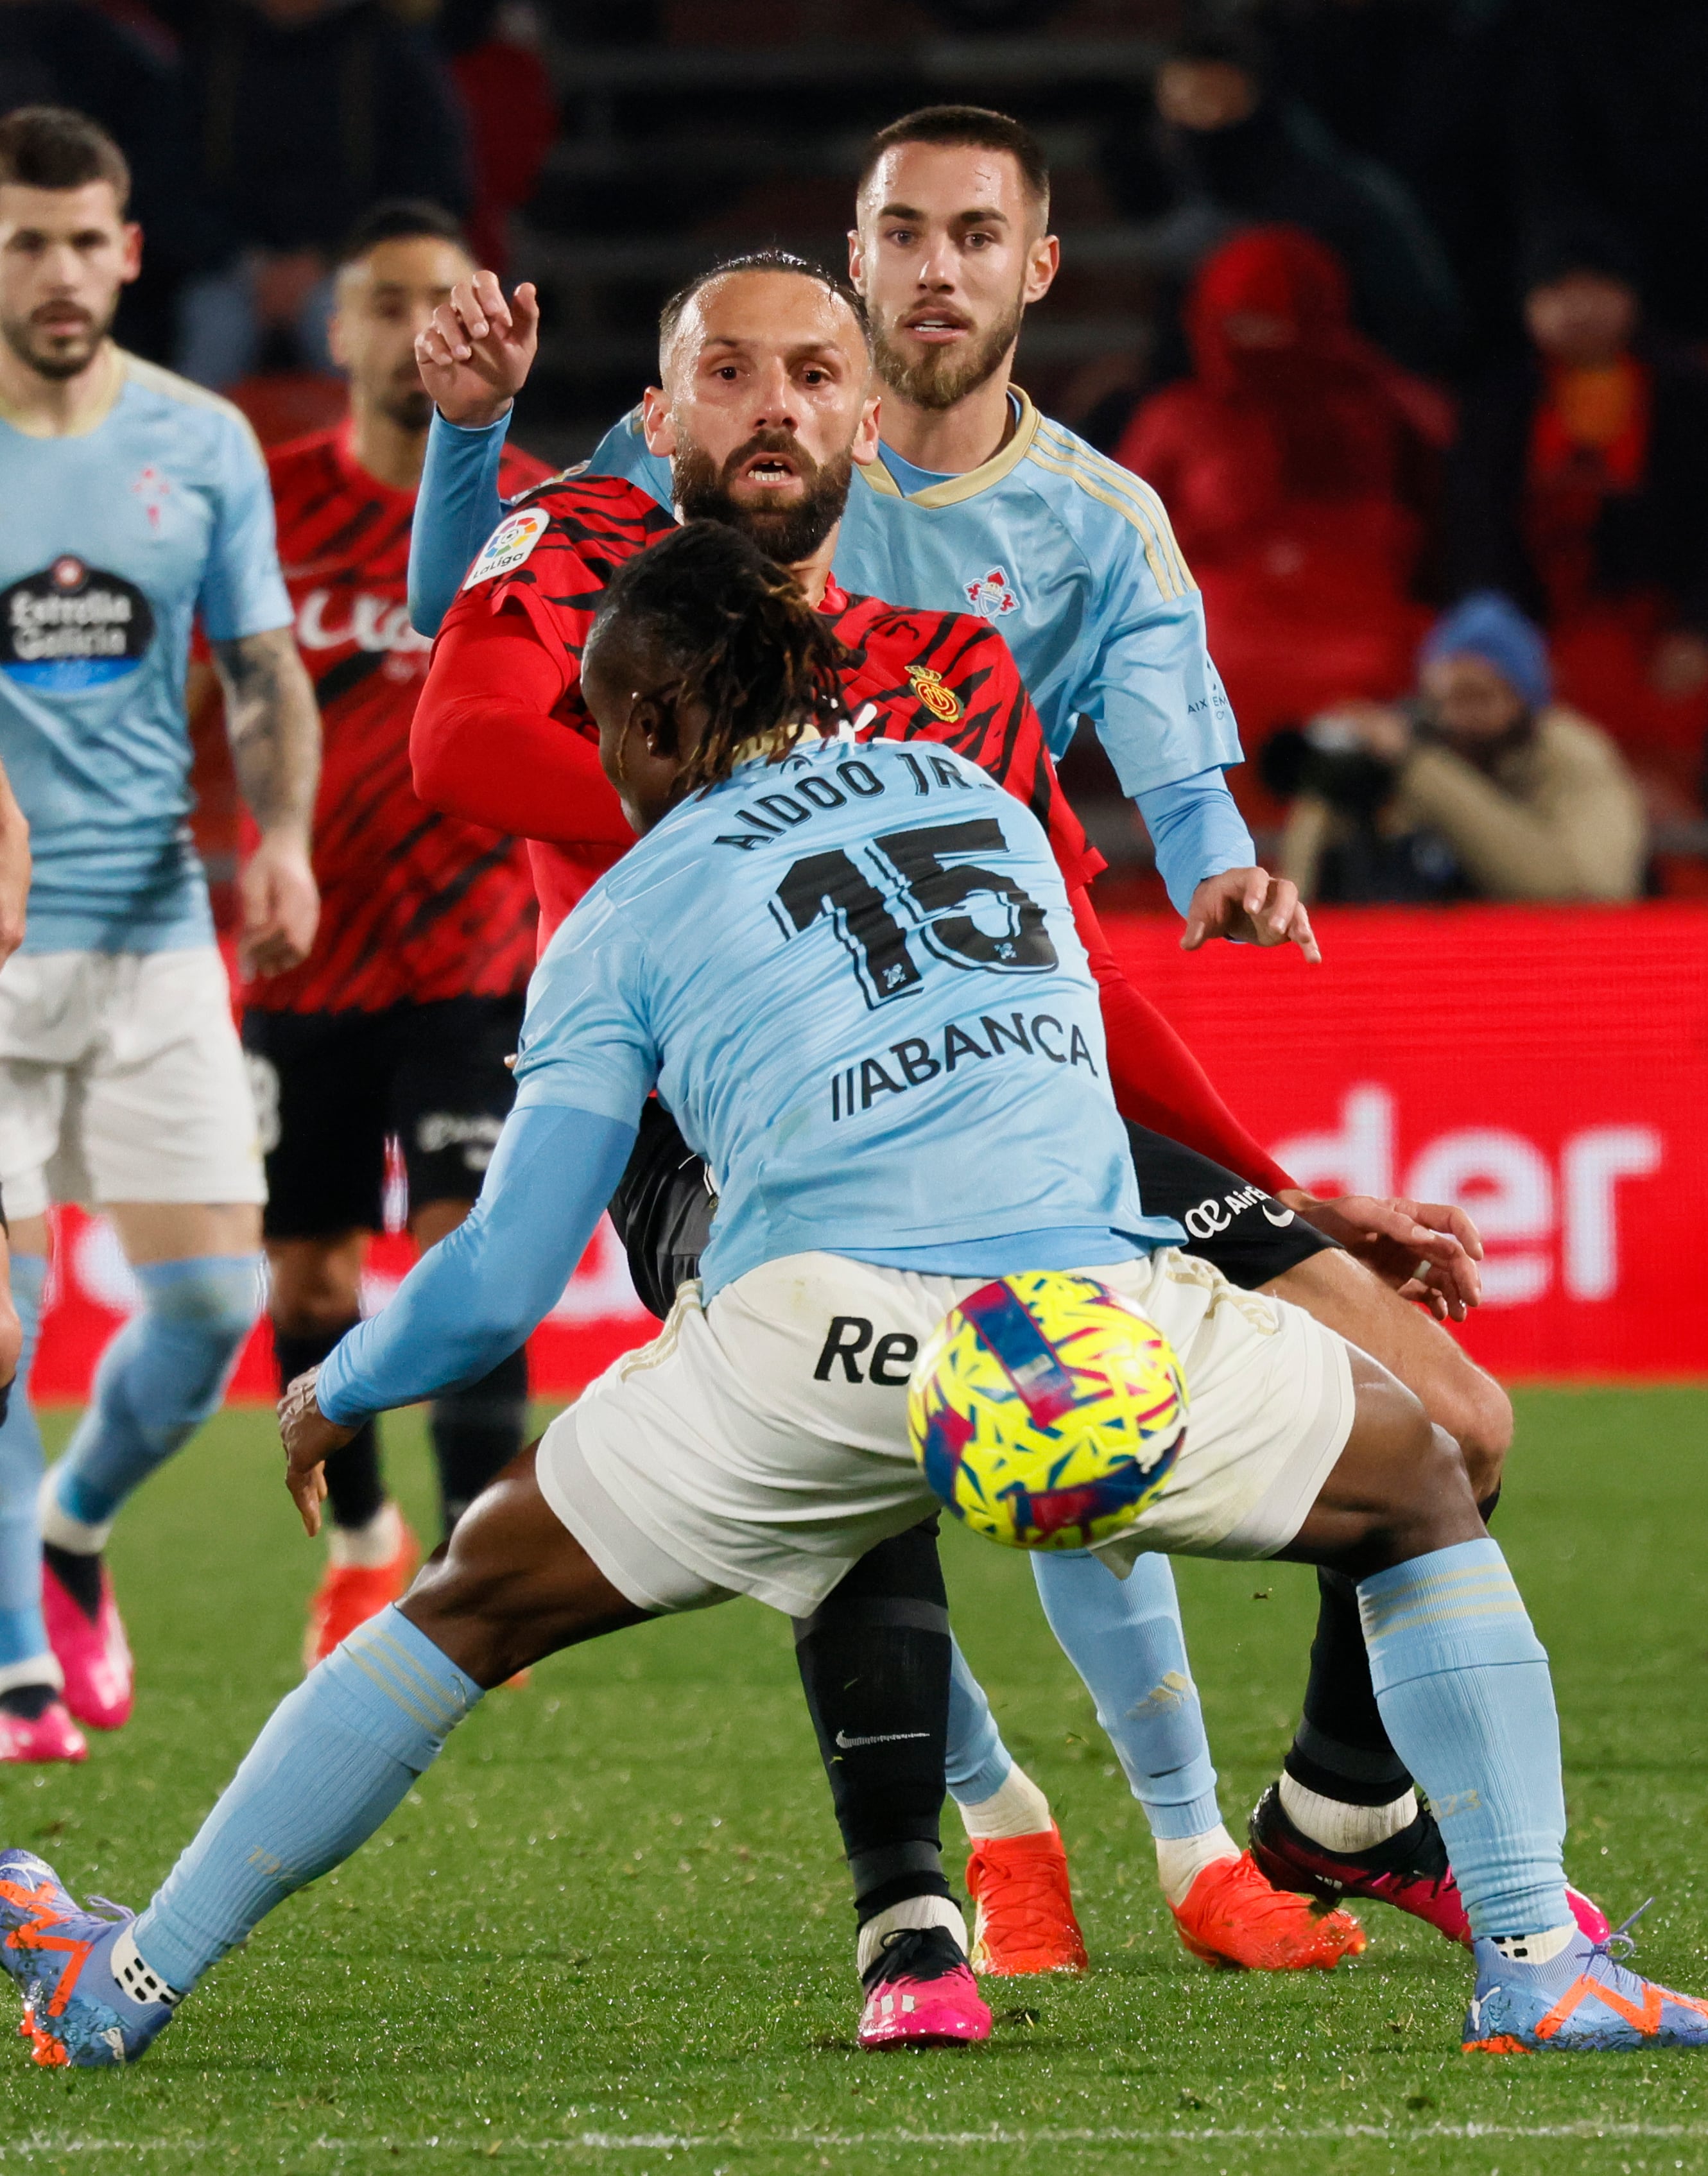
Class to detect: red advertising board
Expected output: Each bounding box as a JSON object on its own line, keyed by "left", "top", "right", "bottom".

{"left": 1098, "top": 902, "right": 1708, "bottom": 1379}
{"left": 28, "top": 902, "right": 1708, "bottom": 1397}
{"left": 30, "top": 1211, "right": 655, "bottom": 1405}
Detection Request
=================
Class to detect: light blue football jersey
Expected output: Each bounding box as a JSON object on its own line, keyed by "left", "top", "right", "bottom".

{"left": 583, "top": 390, "right": 1241, "bottom": 798}
{"left": 0, "top": 354, "right": 291, "bottom": 953}
{"left": 512, "top": 735, "right": 1179, "bottom": 1298}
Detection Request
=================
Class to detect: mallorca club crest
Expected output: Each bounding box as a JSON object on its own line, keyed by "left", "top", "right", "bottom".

{"left": 965, "top": 566, "right": 1021, "bottom": 619}
{"left": 905, "top": 662, "right": 962, "bottom": 724}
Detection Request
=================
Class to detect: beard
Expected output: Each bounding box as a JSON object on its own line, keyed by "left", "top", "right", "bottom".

{"left": 870, "top": 294, "right": 1024, "bottom": 411}
{"left": 1, "top": 298, "right": 114, "bottom": 382}
{"left": 379, "top": 382, "right": 435, "bottom": 432}
{"left": 672, "top": 426, "right": 854, "bottom": 565}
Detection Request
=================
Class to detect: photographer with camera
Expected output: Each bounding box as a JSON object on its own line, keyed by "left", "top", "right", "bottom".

{"left": 1264, "top": 592, "right": 1646, "bottom": 904}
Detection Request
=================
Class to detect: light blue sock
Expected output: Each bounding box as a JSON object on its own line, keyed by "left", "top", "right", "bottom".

{"left": 1359, "top": 1539, "right": 1570, "bottom": 1937}
{"left": 1030, "top": 1550, "right": 1221, "bottom": 1839}
{"left": 133, "top": 1607, "right": 481, "bottom": 1992}
{"left": 946, "top": 1634, "right": 1015, "bottom": 1803}
{"left": 0, "top": 1256, "right": 49, "bottom": 1677}
{"left": 48, "top": 1254, "right": 261, "bottom": 1536}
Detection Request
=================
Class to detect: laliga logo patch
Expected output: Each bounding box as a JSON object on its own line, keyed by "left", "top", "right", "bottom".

{"left": 0, "top": 558, "right": 155, "bottom": 688}
{"left": 462, "top": 506, "right": 549, "bottom": 590}
{"left": 965, "top": 566, "right": 1021, "bottom": 618}
{"left": 906, "top": 662, "right": 962, "bottom": 724}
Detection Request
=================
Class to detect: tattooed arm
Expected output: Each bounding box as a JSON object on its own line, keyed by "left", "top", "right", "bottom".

{"left": 211, "top": 626, "right": 322, "bottom": 978}
{"left": 0, "top": 753, "right": 29, "bottom": 967}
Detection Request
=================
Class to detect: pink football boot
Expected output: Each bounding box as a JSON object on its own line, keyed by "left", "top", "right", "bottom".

{"left": 858, "top": 1924, "right": 993, "bottom": 2050}
{"left": 0, "top": 1698, "right": 86, "bottom": 1764}
{"left": 1250, "top": 1783, "right": 1610, "bottom": 1946}
{"left": 42, "top": 1555, "right": 132, "bottom": 1732}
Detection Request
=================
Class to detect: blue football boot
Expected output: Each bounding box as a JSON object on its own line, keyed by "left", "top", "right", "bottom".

{"left": 0, "top": 1850, "right": 177, "bottom": 2067}
{"left": 1465, "top": 1910, "right": 1708, "bottom": 2053}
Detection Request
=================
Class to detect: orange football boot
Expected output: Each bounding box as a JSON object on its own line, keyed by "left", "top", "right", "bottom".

{"left": 965, "top": 1826, "right": 1091, "bottom": 1974}
{"left": 301, "top": 1516, "right": 419, "bottom": 1669}
{"left": 1171, "top": 1849, "right": 1366, "bottom": 1971}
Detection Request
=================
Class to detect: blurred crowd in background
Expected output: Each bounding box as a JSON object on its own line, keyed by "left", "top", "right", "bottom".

{"left": 10, "top": 0, "right": 1708, "bottom": 906}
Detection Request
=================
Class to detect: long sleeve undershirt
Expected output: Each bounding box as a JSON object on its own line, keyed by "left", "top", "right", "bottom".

{"left": 1132, "top": 766, "right": 1256, "bottom": 916}
{"left": 316, "top": 1106, "right": 637, "bottom": 1423}
{"left": 410, "top": 409, "right": 512, "bottom": 635}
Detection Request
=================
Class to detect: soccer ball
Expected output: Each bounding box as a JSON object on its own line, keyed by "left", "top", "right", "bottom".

{"left": 907, "top": 1272, "right": 1187, "bottom": 1551}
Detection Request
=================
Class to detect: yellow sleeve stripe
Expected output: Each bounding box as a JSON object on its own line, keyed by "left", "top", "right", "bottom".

{"left": 1033, "top": 420, "right": 1196, "bottom": 596}
{"left": 1031, "top": 420, "right": 1197, "bottom": 600}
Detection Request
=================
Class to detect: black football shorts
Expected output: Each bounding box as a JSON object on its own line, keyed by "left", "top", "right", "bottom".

{"left": 608, "top": 1105, "right": 1336, "bottom": 1321}
{"left": 243, "top": 994, "right": 526, "bottom": 1240}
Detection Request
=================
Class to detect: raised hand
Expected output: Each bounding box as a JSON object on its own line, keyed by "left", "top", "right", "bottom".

{"left": 415, "top": 271, "right": 541, "bottom": 429}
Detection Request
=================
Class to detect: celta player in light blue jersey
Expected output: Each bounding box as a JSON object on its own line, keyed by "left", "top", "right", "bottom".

{"left": 1, "top": 522, "right": 1693, "bottom": 2068}
{"left": 405, "top": 112, "right": 1523, "bottom": 1976}
{"left": 0, "top": 108, "right": 321, "bottom": 1762}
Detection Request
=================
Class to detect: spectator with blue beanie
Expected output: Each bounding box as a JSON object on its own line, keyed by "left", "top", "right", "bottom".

{"left": 1272, "top": 591, "right": 1647, "bottom": 902}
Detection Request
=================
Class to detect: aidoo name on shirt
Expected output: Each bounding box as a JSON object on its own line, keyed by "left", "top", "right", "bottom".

{"left": 829, "top": 1006, "right": 1100, "bottom": 1123}
{"left": 713, "top": 745, "right": 994, "bottom": 852}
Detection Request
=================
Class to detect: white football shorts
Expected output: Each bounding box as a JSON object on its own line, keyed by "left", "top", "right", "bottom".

{"left": 535, "top": 1245, "right": 1356, "bottom": 1620}
{"left": 0, "top": 947, "right": 266, "bottom": 1219}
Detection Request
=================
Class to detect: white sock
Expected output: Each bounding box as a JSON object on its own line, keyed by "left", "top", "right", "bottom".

{"left": 328, "top": 1501, "right": 404, "bottom": 1571}
{"left": 1279, "top": 1774, "right": 1418, "bottom": 1855}
{"left": 1155, "top": 1824, "right": 1241, "bottom": 1908}
{"left": 37, "top": 1467, "right": 110, "bottom": 1555}
{"left": 856, "top": 1893, "right": 968, "bottom": 1978}
{"left": 111, "top": 1926, "right": 184, "bottom": 2008}
{"left": 0, "top": 1654, "right": 62, "bottom": 1698}
{"left": 1488, "top": 1925, "right": 1576, "bottom": 1965}
{"left": 956, "top": 1763, "right": 1053, "bottom": 1842}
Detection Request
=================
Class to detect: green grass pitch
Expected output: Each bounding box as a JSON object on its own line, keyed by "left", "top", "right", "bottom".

{"left": 0, "top": 1388, "right": 1704, "bottom": 2173}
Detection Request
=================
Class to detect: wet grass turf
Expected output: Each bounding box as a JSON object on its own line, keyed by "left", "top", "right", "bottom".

{"left": 0, "top": 1387, "right": 1702, "bottom": 2172}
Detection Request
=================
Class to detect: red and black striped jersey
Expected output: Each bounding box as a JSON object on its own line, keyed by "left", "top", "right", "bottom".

{"left": 829, "top": 591, "right": 1103, "bottom": 899}
{"left": 246, "top": 424, "right": 553, "bottom": 1015}
{"left": 423, "top": 472, "right": 1103, "bottom": 944}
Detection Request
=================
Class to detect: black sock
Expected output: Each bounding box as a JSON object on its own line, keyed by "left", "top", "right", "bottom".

{"left": 0, "top": 1682, "right": 58, "bottom": 1721}
{"left": 1283, "top": 1493, "right": 1504, "bottom": 1811}
{"left": 791, "top": 1519, "right": 953, "bottom": 1928}
{"left": 43, "top": 1541, "right": 102, "bottom": 1623}
{"left": 275, "top": 1323, "right": 384, "bottom": 1532}
{"left": 430, "top": 1347, "right": 528, "bottom": 1535}
{"left": 1283, "top": 1566, "right": 1415, "bottom": 1807}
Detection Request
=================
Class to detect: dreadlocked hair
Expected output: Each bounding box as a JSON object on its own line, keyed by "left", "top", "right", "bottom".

{"left": 592, "top": 522, "right": 852, "bottom": 795}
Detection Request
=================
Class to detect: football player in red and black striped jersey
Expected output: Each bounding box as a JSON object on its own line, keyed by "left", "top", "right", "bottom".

{"left": 243, "top": 203, "right": 554, "bottom": 1667}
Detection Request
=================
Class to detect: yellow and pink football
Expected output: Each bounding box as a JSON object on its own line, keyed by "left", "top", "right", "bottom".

{"left": 907, "top": 1272, "right": 1188, "bottom": 1550}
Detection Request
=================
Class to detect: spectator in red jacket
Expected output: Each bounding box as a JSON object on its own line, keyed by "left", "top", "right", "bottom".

{"left": 1445, "top": 224, "right": 1708, "bottom": 800}
{"left": 1116, "top": 225, "right": 1453, "bottom": 784}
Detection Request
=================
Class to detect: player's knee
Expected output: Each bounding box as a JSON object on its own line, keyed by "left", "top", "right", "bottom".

{"left": 401, "top": 1530, "right": 518, "bottom": 1680}
{"left": 1450, "top": 1367, "right": 1513, "bottom": 1498}
{"left": 148, "top": 1257, "right": 260, "bottom": 1345}
{"left": 270, "top": 1275, "right": 362, "bottom": 1342}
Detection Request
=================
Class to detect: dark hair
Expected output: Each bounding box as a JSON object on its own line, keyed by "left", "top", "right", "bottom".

{"left": 856, "top": 105, "right": 1049, "bottom": 225}
{"left": 338, "top": 198, "right": 468, "bottom": 267}
{"left": 658, "top": 248, "right": 867, "bottom": 356}
{"left": 0, "top": 107, "right": 130, "bottom": 211}
{"left": 1519, "top": 216, "right": 1641, "bottom": 298}
{"left": 589, "top": 522, "right": 850, "bottom": 795}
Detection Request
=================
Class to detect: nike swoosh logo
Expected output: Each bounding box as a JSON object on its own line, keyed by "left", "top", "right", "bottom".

{"left": 1259, "top": 1204, "right": 1297, "bottom": 1227}
{"left": 834, "top": 1729, "right": 931, "bottom": 1749}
